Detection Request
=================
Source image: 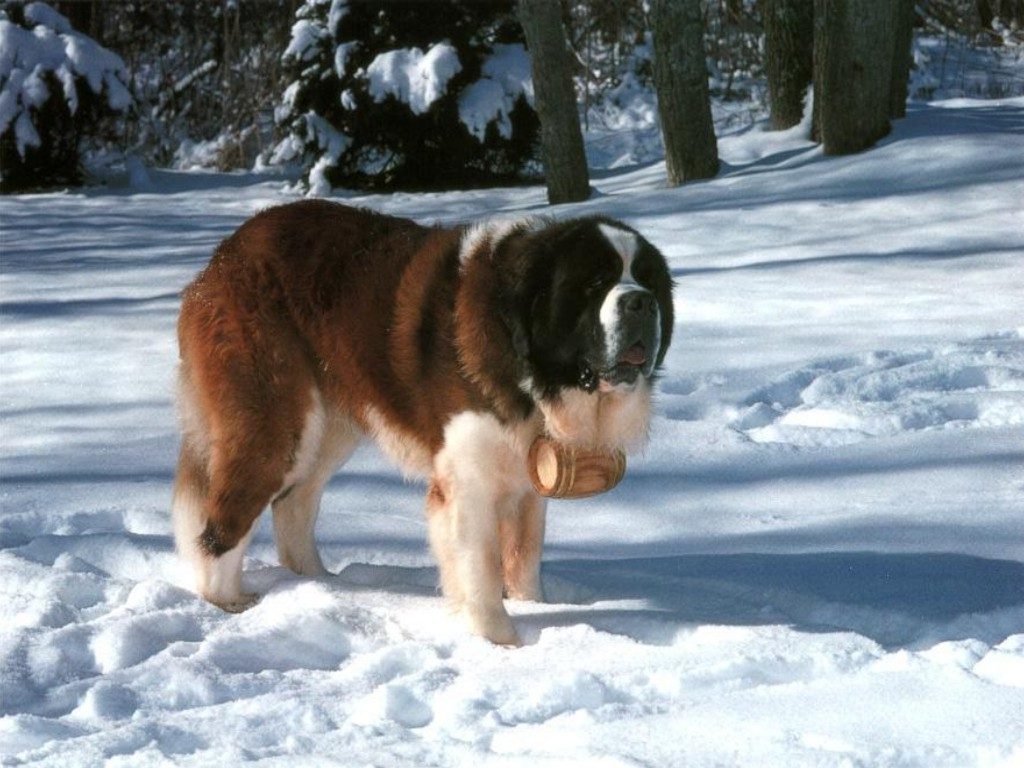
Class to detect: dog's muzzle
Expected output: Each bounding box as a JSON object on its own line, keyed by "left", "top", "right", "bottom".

{"left": 601, "top": 288, "right": 660, "bottom": 386}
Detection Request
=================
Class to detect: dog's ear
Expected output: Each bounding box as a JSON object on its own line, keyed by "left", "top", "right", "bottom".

{"left": 504, "top": 307, "right": 530, "bottom": 360}
{"left": 454, "top": 239, "right": 535, "bottom": 419}
{"left": 634, "top": 238, "right": 675, "bottom": 369}
{"left": 492, "top": 229, "right": 542, "bottom": 364}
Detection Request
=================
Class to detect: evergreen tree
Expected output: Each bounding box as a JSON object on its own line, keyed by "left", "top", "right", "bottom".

{"left": 273, "top": 0, "right": 539, "bottom": 192}
{"left": 0, "top": 1, "right": 132, "bottom": 191}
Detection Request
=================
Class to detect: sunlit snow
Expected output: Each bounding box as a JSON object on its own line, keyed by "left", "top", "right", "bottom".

{"left": 1, "top": 98, "right": 1023, "bottom": 766}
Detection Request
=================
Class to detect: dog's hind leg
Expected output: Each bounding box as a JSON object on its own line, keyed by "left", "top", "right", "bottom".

{"left": 189, "top": 432, "right": 285, "bottom": 610}
{"left": 273, "top": 409, "right": 362, "bottom": 577}
{"left": 172, "top": 433, "right": 263, "bottom": 611}
{"left": 173, "top": 329, "right": 319, "bottom": 611}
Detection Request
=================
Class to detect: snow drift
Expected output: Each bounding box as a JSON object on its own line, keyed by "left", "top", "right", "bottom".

{"left": 1, "top": 98, "right": 1023, "bottom": 766}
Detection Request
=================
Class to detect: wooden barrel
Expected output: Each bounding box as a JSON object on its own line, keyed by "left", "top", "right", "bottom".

{"left": 527, "top": 436, "right": 627, "bottom": 499}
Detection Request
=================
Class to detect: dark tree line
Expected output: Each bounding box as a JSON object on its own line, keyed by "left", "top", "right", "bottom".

{"left": 514, "top": 0, "right": 970, "bottom": 201}
{"left": 760, "top": 0, "right": 917, "bottom": 154}
{"left": 2, "top": 0, "right": 1018, "bottom": 195}
{"left": 520, "top": 0, "right": 720, "bottom": 203}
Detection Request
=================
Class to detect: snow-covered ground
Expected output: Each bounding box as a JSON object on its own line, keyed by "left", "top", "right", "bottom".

{"left": 2, "top": 98, "right": 1023, "bottom": 766}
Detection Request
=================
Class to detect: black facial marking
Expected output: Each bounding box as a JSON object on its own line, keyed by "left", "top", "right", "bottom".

{"left": 506, "top": 216, "right": 674, "bottom": 397}
{"left": 578, "top": 362, "right": 598, "bottom": 393}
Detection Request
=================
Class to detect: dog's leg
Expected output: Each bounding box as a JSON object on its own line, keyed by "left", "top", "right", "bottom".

{"left": 175, "top": 271, "right": 326, "bottom": 611}
{"left": 500, "top": 492, "right": 546, "bottom": 602}
{"left": 273, "top": 413, "right": 361, "bottom": 577}
{"left": 272, "top": 480, "right": 329, "bottom": 578}
{"left": 173, "top": 374, "right": 310, "bottom": 611}
{"left": 199, "top": 526, "right": 258, "bottom": 612}
{"left": 173, "top": 438, "right": 267, "bottom": 612}
{"left": 427, "top": 474, "right": 517, "bottom": 646}
{"left": 426, "top": 475, "right": 463, "bottom": 607}
{"left": 428, "top": 415, "right": 521, "bottom": 646}
{"left": 194, "top": 438, "right": 288, "bottom": 610}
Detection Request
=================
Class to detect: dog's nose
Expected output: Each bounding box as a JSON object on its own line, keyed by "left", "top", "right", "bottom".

{"left": 622, "top": 290, "right": 656, "bottom": 317}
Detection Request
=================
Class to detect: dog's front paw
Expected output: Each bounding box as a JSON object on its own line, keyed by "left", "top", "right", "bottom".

{"left": 206, "top": 591, "right": 260, "bottom": 613}
{"left": 466, "top": 606, "right": 521, "bottom": 647}
{"left": 506, "top": 574, "right": 544, "bottom": 603}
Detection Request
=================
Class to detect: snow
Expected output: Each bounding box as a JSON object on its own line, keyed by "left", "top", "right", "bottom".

{"left": 333, "top": 40, "right": 357, "bottom": 80}
{"left": 365, "top": 43, "right": 462, "bottom": 116}
{"left": 0, "top": 22, "right": 72, "bottom": 140}
{"left": 912, "top": 33, "right": 1024, "bottom": 101}
{"left": 327, "top": 1, "right": 349, "bottom": 37}
{"left": 2, "top": 99, "right": 1023, "bottom": 765}
{"left": 270, "top": 110, "right": 352, "bottom": 191}
{"left": 283, "top": 18, "right": 328, "bottom": 63}
{"left": 733, "top": 334, "right": 1024, "bottom": 446}
{"left": 11, "top": 109, "right": 39, "bottom": 157}
{"left": 458, "top": 43, "right": 533, "bottom": 140}
{"left": 173, "top": 138, "right": 228, "bottom": 172}
{"left": 22, "top": 3, "right": 70, "bottom": 35}
{"left": 0, "top": 2, "right": 130, "bottom": 158}
{"left": 60, "top": 33, "right": 131, "bottom": 111}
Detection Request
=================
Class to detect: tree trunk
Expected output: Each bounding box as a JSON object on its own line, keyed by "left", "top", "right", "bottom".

{"left": 813, "top": 0, "right": 897, "bottom": 155}
{"left": 998, "top": 0, "right": 1024, "bottom": 25}
{"left": 890, "top": 0, "right": 914, "bottom": 119}
{"left": 649, "top": 0, "right": 719, "bottom": 185}
{"left": 977, "top": 0, "right": 995, "bottom": 29}
{"left": 763, "top": 0, "right": 814, "bottom": 130}
{"left": 517, "top": 0, "right": 590, "bottom": 205}
{"left": 724, "top": 0, "right": 743, "bottom": 25}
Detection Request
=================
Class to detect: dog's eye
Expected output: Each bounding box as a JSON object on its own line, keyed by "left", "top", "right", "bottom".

{"left": 632, "top": 259, "right": 656, "bottom": 289}
{"left": 585, "top": 277, "right": 606, "bottom": 294}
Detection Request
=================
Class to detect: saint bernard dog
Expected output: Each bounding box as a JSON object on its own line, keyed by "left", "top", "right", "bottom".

{"left": 173, "top": 200, "right": 673, "bottom": 645}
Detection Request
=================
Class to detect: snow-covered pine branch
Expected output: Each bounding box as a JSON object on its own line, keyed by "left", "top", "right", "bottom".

{"left": 0, "top": 1, "right": 131, "bottom": 191}
{"left": 272, "top": 0, "right": 540, "bottom": 193}
{"left": 152, "top": 59, "right": 218, "bottom": 121}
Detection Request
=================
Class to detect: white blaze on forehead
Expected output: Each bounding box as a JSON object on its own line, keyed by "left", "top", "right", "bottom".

{"left": 598, "top": 222, "right": 638, "bottom": 283}
{"left": 597, "top": 222, "right": 660, "bottom": 371}
{"left": 598, "top": 223, "right": 644, "bottom": 347}
{"left": 599, "top": 283, "right": 634, "bottom": 333}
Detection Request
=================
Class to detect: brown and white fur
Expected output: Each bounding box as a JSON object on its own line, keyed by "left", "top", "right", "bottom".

{"left": 172, "top": 201, "right": 673, "bottom": 645}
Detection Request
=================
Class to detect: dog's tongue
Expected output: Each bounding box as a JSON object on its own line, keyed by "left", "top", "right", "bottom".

{"left": 619, "top": 343, "right": 647, "bottom": 367}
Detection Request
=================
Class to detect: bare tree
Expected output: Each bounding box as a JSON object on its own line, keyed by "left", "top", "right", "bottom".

{"left": 891, "top": 0, "right": 915, "bottom": 118}
{"left": 813, "top": 0, "right": 897, "bottom": 154}
{"left": 999, "top": 0, "right": 1024, "bottom": 25}
{"left": 977, "top": 0, "right": 996, "bottom": 27}
{"left": 764, "top": 0, "right": 814, "bottom": 130}
{"left": 649, "top": 0, "right": 718, "bottom": 185}
{"left": 518, "top": 0, "right": 590, "bottom": 204}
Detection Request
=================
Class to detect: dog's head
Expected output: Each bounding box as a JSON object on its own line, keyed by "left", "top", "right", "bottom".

{"left": 460, "top": 216, "right": 674, "bottom": 452}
